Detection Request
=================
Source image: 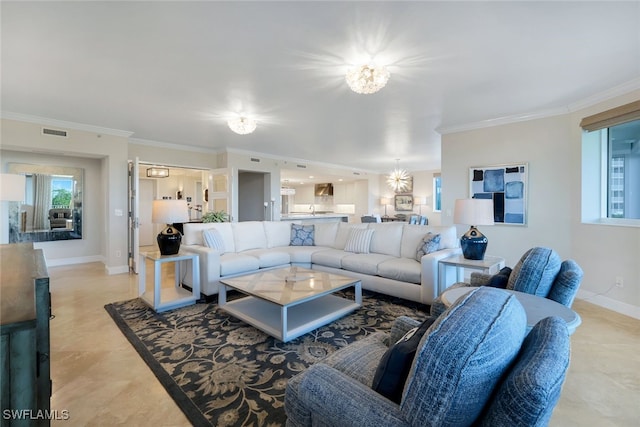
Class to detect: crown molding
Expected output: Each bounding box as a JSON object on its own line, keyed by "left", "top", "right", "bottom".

{"left": 1, "top": 111, "right": 134, "bottom": 138}
{"left": 129, "top": 137, "right": 222, "bottom": 155}
{"left": 437, "top": 77, "right": 640, "bottom": 135}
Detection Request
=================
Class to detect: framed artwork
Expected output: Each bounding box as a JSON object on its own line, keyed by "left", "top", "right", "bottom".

{"left": 469, "top": 163, "right": 528, "bottom": 225}
{"left": 394, "top": 194, "right": 414, "bottom": 211}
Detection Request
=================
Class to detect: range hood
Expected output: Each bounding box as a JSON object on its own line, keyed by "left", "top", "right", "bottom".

{"left": 314, "top": 183, "right": 334, "bottom": 196}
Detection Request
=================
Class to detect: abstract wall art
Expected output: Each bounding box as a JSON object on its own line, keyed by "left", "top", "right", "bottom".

{"left": 469, "top": 163, "right": 528, "bottom": 225}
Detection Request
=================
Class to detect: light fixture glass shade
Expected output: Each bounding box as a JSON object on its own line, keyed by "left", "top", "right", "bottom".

{"left": 146, "top": 167, "right": 169, "bottom": 178}
{"left": 152, "top": 199, "right": 189, "bottom": 255}
{"left": 228, "top": 116, "right": 257, "bottom": 135}
{"left": 0, "top": 173, "right": 26, "bottom": 202}
{"left": 345, "top": 64, "right": 390, "bottom": 94}
{"left": 387, "top": 166, "right": 410, "bottom": 192}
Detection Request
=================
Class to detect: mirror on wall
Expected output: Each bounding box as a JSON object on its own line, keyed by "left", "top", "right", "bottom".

{"left": 7, "top": 163, "right": 83, "bottom": 242}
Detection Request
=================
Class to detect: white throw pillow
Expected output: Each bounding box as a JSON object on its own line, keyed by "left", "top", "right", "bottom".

{"left": 344, "top": 228, "right": 374, "bottom": 254}
{"left": 202, "top": 228, "right": 225, "bottom": 253}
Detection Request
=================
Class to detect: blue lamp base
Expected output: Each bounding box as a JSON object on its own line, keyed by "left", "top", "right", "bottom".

{"left": 460, "top": 226, "right": 488, "bottom": 260}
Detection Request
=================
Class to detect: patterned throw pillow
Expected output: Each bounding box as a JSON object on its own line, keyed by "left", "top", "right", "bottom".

{"left": 290, "top": 224, "right": 315, "bottom": 246}
{"left": 202, "top": 228, "right": 226, "bottom": 253}
{"left": 416, "top": 233, "right": 441, "bottom": 260}
{"left": 344, "top": 228, "right": 375, "bottom": 254}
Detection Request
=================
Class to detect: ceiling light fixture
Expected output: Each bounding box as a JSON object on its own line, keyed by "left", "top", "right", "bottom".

{"left": 387, "top": 159, "right": 410, "bottom": 192}
{"left": 345, "top": 63, "right": 390, "bottom": 94}
{"left": 227, "top": 116, "right": 257, "bottom": 135}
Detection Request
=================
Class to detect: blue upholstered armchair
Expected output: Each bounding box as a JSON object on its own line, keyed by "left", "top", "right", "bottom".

{"left": 285, "top": 287, "right": 571, "bottom": 427}
{"left": 430, "top": 247, "right": 583, "bottom": 317}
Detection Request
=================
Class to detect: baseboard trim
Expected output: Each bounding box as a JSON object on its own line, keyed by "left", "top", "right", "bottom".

{"left": 45, "top": 255, "right": 103, "bottom": 267}
{"left": 577, "top": 289, "right": 640, "bottom": 320}
{"left": 106, "top": 264, "right": 129, "bottom": 275}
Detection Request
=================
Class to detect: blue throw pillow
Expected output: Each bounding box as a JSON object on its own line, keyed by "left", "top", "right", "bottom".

{"left": 488, "top": 267, "right": 512, "bottom": 289}
{"left": 372, "top": 317, "right": 436, "bottom": 403}
{"left": 415, "top": 233, "right": 441, "bottom": 260}
{"left": 290, "top": 224, "right": 315, "bottom": 246}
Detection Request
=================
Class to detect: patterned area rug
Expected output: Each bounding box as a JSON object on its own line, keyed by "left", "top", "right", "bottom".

{"left": 104, "top": 290, "right": 428, "bottom": 426}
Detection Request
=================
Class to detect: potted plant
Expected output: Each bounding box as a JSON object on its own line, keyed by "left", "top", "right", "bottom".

{"left": 201, "top": 211, "right": 228, "bottom": 223}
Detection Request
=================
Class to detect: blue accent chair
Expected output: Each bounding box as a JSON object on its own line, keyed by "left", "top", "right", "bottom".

{"left": 285, "top": 287, "right": 571, "bottom": 427}
{"left": 430, "top": 247, "right": 583, "bottom": 317}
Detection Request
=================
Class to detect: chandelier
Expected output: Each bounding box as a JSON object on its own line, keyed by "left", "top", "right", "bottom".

{"left": 227, "top": 116, "right": 257, "bottom": 135}
{"left": 345, "top": 63, "right": 390, "bottom": 94}
{"left": 387, "top": 159, "right": 410, "bottom": 192}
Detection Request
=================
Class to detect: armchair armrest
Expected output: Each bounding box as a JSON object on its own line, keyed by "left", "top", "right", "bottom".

{"left": 297, "top": 364, "right": 409, "bottom": 427}
{"left": 470, "top": 272, "right": 493, "bottom": 286}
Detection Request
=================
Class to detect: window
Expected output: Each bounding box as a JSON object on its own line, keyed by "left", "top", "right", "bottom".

{"left": 581, "top": 101, "right": 640, "bottom": 225}
{"left": 51, "top": 176, "right": 74, "bottom": 208}
{"left": 433, "top": 173, "right": 442, "bottom": 212}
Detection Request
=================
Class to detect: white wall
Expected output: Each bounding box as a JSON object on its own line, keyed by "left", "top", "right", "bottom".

{"left": 441, "top": 91, "right": 640, "bottom": 317}
{"left": 1, "top": 118, "right": 129, "bottom": 273}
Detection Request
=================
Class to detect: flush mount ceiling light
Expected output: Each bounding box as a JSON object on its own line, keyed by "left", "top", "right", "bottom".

{"left": 387, "top": 159, "right": 410, "bottom": 192}
{"left": 345, "top": 63, "right": 390, "bottom": 94}
{"left": 146, "top": 167, "right": 169, "bottom": 178}
{"left": 227, "top": 116, "right": 257, "bottom": 135}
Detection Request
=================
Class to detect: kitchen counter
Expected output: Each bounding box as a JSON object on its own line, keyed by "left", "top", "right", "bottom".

{"left": 280, "top": 213, "right": 348, "bottom": 222}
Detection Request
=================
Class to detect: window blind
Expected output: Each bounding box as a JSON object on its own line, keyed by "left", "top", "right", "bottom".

{"left": 580, "top": 100, "right": 640, "bottom": 131}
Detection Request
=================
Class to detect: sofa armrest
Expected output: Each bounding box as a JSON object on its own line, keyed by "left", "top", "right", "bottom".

{"left": 180, "top": 244, "right": 221, "bottom": 295}
{"left": 297, "top": 364, "right": 409, "bottom": 427}
{"left": 419, "top": 247, "right": 462, "bottom": 305}
{"left": 389, "top": 316, "right": 422, "bottom": 344}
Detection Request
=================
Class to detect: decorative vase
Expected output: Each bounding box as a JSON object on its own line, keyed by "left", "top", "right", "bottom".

{"left": 460, "top": 226, "right": 488, "bottom": 260}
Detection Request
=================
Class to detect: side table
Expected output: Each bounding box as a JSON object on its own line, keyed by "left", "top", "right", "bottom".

{"left": 138, "top": 251, "right": 200, "bottom": 312}
{"left": 441, "top": 287, "right": 582, "bottom": 334}
{"left": 437, "top": 254, "right": 505, "bottom": 296}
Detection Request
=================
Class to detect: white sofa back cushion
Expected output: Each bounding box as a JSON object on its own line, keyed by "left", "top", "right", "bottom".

{"left": 233, "top": 221, "right": 268, "bottom": 252}
{"left": 183, "top": 222, "right": 235, "bottom": 252}
{"left": 313, "top": 222, "right": 340, "bottom": 247}
{"left": 367, "top": 223, "right": 403, "bottom": 257}
{"left": 333, "top": 222, "right": 368, "bottom": 250}
{"left": 264, "top": 221, "right": 292, "bottom": 248}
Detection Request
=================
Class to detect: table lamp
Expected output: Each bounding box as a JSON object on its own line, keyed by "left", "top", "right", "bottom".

{"left": 453, "top": 198, "right": 494, "bottom": 260}
{"left": 414, "top": 196, "right": 427, "bottom": 215}
{"left": 380, "top": 197, "right": 390, "bottom": 217}
{"left": 152, "top": 199, "right": 189, "bottom": 255}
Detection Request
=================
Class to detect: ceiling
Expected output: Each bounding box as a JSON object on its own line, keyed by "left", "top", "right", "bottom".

{"left": 2, "top": 1, "right": 639, "bottom": 182}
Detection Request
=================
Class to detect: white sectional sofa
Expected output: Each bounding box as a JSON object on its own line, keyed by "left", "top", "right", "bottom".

{"left": 180, "top": 221, "right": 461, "bottom": 305}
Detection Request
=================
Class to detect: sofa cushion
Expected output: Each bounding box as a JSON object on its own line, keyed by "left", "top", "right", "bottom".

{"left": 341, "top": 253, "right": 395, "bottom": 276}
{"left": 202, "top": 228, "right": 226, "bottom": 253}
{"left": 264, "top": 221, "right": 292, "bottom": 248}
{"left": 333, "top": 223, "right": 368, "bottom": 250}
{"left": 344, "top": 228, "right": 374, "bottom": 254}
{"left": 400, "top": 225, "right": 457, "bottom": 259}
{"left": 377, "top": 258, "right": 422, "bottom": 284}
{"left": 401, "top": 287, "right": 526, "bottom": 425}
{"left": 281, "top": 246, "right": 330, "bottom": 264}
{"left": 368, "top": 223, "right": 403, "bottom": 257}
{"left": 311, "top": 249, "right": 350, "bottom": 268}
{"left": 313, "top": 221, "right": 340, "bottom": 247}
{"left": 415, "top": 232, "right": 441, "bottom": 260}
{"left": 290, "top": 224, "right": 315, "bottom": 246}
{"left": 372, "top": 317, "right": 437, "bottom": 403}
{"left": 242, "top": 249, "right": 291, "bottom": 268}
{"left": 232, "top": 221, "right": 267, "bottom": 252}
{"left": 507, "top": 247, "right": 561, "bottom": 298}
{"left": 480, "top": 316, "right": 570, "bottom": 427}
{"left": 219, "top": 253, "right": 261, "bottom": 276}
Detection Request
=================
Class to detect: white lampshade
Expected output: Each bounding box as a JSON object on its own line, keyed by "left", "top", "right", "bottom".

{"left": 454, "top": 199, "right": 494, "bottom": 226}
{"left": 380, "top": 197, "right": 390, "bottom": 205}
{"left": 152, "top": 199, "right": 189, "bottom": 224}
{"left": 414, "top": 196, "right": 427, "bottom": 206}
{"left": 0, "top": 173, "right": 26, "bottom": 202}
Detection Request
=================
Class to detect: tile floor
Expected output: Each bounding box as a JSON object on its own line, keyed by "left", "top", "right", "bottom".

{"left": 47, "top": 262, "right": 639, "bottom": 426}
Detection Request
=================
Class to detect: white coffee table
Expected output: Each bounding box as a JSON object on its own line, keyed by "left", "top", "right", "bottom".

{"left": 441, "top": 286, "right": 582, "bottom": 334}
{"left": 219, "top": 266, "right": 362, "bottom": 342}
